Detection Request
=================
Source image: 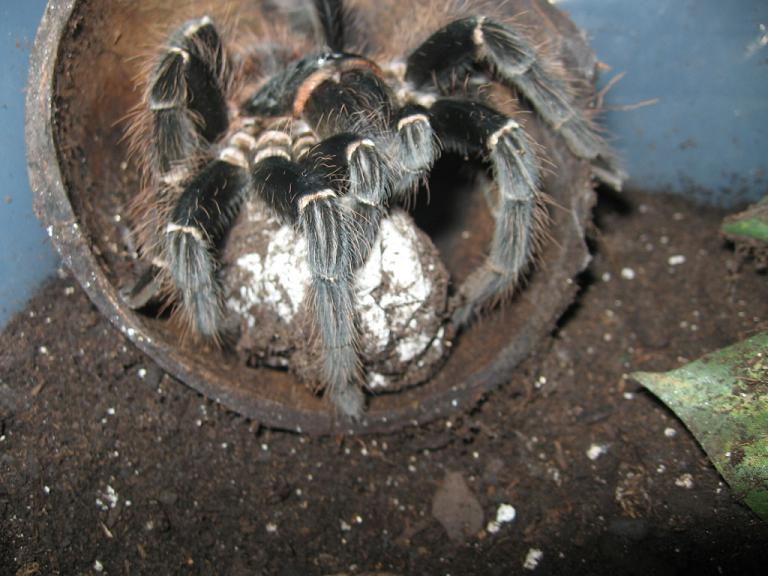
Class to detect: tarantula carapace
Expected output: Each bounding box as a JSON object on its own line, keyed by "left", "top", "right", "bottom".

{"left": 126, "top": 0, "right": 623, "bottom": 418}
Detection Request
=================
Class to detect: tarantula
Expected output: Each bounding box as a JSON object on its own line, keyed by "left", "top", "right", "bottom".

{"left": 126, "top": 0, "right": 622, "bottom": 418}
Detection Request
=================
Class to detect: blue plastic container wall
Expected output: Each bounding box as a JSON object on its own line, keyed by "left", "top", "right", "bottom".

{"left": 1, "top": 0, "right": 58, "bottom": 329}
{"left": 561, "top": 0, "right": 768, "bottom": 206}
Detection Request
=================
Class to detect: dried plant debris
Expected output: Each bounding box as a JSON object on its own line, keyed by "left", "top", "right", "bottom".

{"left": 632, "top": 332, "right": 768, "bottom": 521}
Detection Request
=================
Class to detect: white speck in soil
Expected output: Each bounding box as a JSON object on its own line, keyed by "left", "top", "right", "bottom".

{"left": 675, "top": 473, "right": 694, "bottom": 489}
{"left": 523, "top": 548, "right": 543, "bottom": 570}
{"left": 105, "top": 485, "right": 118, "bottom": 506}
{"left": 487, "top": 503, "right": 517, "bottom": 533}
{"left": 586, "top": 443, "right": 609, "bottom": 461}
{"left": 265, "top": 522, "right": 278, "bottom": 534}
{"left": 620, "top": 267, "right": 636, "bottom": 280}
{"left": 137, "top": 368, "right": 147, "bottom": 379}
{"left": 94, "top": 560, "right": 104, "bottom": 572}
{"left": 340, "top": 520, "right": 352, "bottom": 531}
{"left": 668, "top": 254, "right": 686, "bottom": 266}
{"left": 664, "top": 427, "right": 677, "bottom": 438}
{"left": 96, "top": 485, "right": 119, "bottom": 511}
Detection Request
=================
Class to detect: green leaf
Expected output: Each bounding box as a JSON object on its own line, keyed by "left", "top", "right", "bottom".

{"left": 721, "top": 196, "right": 768, "bottom": 243}
{"left": 632, "top": 332, "right": 768, "bottom": 521}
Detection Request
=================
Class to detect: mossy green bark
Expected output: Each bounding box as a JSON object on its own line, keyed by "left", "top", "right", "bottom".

{"left": 632, "top": 332, "right": 768, "bottom": 521}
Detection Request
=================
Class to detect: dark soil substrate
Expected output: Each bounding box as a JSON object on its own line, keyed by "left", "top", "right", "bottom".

{"left": 2, "top": 189, "right": 767, "bottom": 575}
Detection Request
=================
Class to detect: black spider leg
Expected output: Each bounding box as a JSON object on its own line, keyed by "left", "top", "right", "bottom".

{"left": 295, "top": 70, "right": 404, "bottom": 416}
{"left": 295, "top": 73, "right": 441, "bottom": 408}
{"left": 303, "top": 132, "right": 386, "bottom": 270}
{"left": 149, "top": 16, "right": 228, "bottom": 182}
{"left": 165, "top": 142, "right": 252, "bottom": 337}
{"left": 126, "top": 17, "right": 230, "bottom": 310}
{"left": 390, "top": 103, "right": 441, "bottom": 199}
{"left": 291, "top": 66, "right": 432, "bottom": 414}
{"left": 252, "top": 134, "right": 365, "bottom": 418}
{"left": 313, "top": 0, "right": 345, "bottom": 51}
{"left": 406, "top": 16, "right": 625, "bottom": 189}
{"left": 426, "top": 99, "right": 542, "bottom": 326}
{"left": 300, "top": 66, "right": 440, "bottom": 254}
{"left": 144, "top": 17, "right": 236, "bottom": 334}
{"left": 300, "top": 68, "right": 400, "bottom": 267}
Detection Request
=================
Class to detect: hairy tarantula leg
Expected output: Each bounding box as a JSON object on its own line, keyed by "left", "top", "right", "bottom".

{"left": 300, "top": 192, "right": 364, "bottom": 419}
{"left": 392, "top": 104, "right": 440, "bottom": 197}
{"left": 149, "top": 17, "right": 228, "bottom": 177}
{"left": 164, "top": 17, "right": 228, "bottom": 142}
{"left": 313, "top": 0, "right": 346, "bottom": 52}
{"left": 298, "top": 72, "right": 402, "bottom": 267}
{"left": 165, "top": 145, "right": 251, "bottom": 337}
{"left": 427, "top": 99, "right": 543, "bottom": 327}
{"left": 405, "top": 16, "right": 625, "bottom": 189}
{"left": 252, "top": 144, "right": 364, "bottom": 418}
{"left": 302, "top": 132, "right": 395, "bottom": 268}
{"left": 121, "top": 263, "right": 166, "bottom": 310}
